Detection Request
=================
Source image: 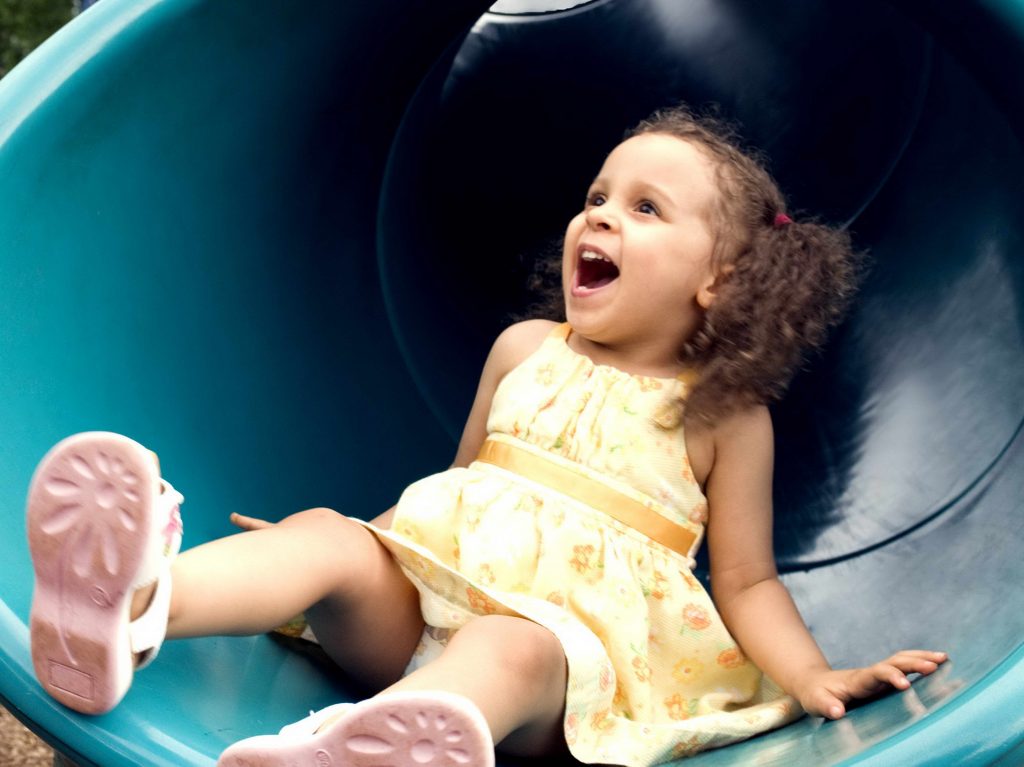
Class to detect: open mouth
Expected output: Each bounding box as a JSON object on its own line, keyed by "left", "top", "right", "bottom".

{"left": 575, "top": 249, "right": 620, "bottom": 292}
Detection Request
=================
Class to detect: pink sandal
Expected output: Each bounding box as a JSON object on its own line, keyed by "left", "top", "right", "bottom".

{"left": 27, "top": 432, "right": 183, "bottom": 714}
{"left": 217, "top": 691, "right": 495, "bottom": 767}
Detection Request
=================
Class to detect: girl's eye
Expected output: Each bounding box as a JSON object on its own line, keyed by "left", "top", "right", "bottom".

{"left": 586, "top": 193, "right": 606, "bottom": 207}
{"left": 637, "top": 201, "right": 659, "bottom": 216}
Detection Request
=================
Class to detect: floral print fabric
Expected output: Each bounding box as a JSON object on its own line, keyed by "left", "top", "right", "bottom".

{"left": 361, "top": 324, "right": 799, "bottom": 765}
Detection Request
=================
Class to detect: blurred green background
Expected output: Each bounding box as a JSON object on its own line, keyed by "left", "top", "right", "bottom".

{"left": 0, "top": 0, "right": 83, "bottom": 760}
{"left": 0, "top": 0, "right": 79, "bottom": 78}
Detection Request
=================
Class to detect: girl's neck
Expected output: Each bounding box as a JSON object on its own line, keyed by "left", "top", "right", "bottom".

{"left": 565, "top": 326, "right": 688, "bottom": 379}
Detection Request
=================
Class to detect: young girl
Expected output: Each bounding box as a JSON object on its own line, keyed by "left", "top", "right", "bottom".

{"left": 27, "top": 106, "right": 946, "bottom": 767}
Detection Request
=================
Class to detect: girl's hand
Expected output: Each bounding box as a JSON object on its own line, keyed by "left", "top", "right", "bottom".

{"left": 796, "top": 650, "right": 948, "bottom": 720}
{"left": 229, "top": 512, "right": 275, "bottom": 531}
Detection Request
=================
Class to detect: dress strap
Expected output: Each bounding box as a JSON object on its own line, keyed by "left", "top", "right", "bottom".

{"left": 676, "top": 368, "right": 699, "bottom": 389}
{"left": 551, "top": 322, "right": 572, "bottom": 340}
{"left": 475, "top": 435, "right": 700, "bottom": 559}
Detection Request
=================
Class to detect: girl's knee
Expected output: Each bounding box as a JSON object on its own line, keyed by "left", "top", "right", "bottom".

{"left": 276, "top": 508, "right": 385, "bottom": 571}
{"left": 456, "top": 615, "right": 566, "bottom": 686}
{"left": 279, "top": 506, "right": 346, "bottom": 529}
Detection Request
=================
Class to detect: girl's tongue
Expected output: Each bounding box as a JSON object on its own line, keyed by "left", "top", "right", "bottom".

{"left": 578, "top": 255, "right": 620, "bottom": 289}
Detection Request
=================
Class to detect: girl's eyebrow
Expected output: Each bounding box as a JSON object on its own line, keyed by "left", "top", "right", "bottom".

{"left": 635, "top": 181, "right": 676, "bottom": 208}
{"left": 589, "top": 177, "right": 677, "bottom": 207}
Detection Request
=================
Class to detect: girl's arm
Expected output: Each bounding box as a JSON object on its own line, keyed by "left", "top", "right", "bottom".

{"left": 448, "top": 319, "right": 556, "bottom": 469}
{"left": 376, "top": 319, "right": 555, "bottom": 527}
{"left": 705, "top": 405, "right": 946, "bottom": 719}
{"left": 231, "top": 317, "right": 557, "bottom": 532}
{"left": 231, "top": 320, "right": 556, "bottom": 534}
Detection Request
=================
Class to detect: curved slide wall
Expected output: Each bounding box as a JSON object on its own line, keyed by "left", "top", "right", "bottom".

{"left": 0, "top": 1, "right": 1022, "bottom": 764}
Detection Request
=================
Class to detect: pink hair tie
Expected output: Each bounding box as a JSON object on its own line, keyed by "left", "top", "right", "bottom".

{"left": 773, "top": 212, "right": 793, "bottom": 228}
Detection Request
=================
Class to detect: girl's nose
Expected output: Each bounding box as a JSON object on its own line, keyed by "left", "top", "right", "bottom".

{"left": 585, "top": 203, "right": 618, "bottom": 231}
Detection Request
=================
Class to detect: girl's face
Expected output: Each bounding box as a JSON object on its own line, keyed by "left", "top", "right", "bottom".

{"left": 562, "top": 133, "right": 720, "bottom": 356}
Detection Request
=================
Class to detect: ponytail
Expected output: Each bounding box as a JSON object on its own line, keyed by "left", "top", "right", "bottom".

{"left": 682, "top": 215, "right": 862, "bottom": 424}
{"left": 627, "top": 105, "right": 865, "bottom": 425}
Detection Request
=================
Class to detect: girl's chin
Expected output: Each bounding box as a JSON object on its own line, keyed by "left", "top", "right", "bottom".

{"left": 562, "top": 277, "right": 621, "bottom": 332}
{"left": 564, "top": 303, "right": 613, "bottom": 333}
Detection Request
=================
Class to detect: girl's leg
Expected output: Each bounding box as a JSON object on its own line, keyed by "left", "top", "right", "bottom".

{"left": 29, "top": 433, "right": 420, "bottom": 714}
{"left": 219, "top": 614, "right": 569, "bottom": 766}
{"left": 135, "top": 507, "right": 424, "bottom": 689}
{"left": 381, "top": 614, "right": 569, "bottom": 757}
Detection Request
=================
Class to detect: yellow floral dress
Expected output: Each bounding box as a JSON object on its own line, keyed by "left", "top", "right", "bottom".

{"left": 359, "top": 323, "right": 800, "bottom": 765}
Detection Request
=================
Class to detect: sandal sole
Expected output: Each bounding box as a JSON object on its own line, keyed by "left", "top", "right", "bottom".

{"left": 27, "top": 432, "right": 162, "bottom": 714}
{"left": 217, "top": 691, "right": 495, "bottom": 767}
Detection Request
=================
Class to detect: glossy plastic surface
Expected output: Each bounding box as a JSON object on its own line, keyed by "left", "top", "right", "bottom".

{"left": 0, "top": 0, "right": 1022, "bottom": 765}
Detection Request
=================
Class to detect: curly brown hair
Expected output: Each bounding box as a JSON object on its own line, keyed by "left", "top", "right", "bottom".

{"left": 627, "top": 106, "right": 864, "bottom": 424}
{"left": 517, "top": 105, "right": 864, "bottom": 425}
{"left": 520, "top": 105, "right": 864, "bottom": 423}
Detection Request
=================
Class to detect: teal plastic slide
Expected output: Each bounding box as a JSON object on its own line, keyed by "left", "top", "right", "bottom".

{"left": 1, "top": 0, "right": 1022, "bottom": 764}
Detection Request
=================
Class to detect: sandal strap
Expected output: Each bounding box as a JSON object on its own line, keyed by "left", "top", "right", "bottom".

{"left": 127, "top": 479, "right": 183, "bottom": 669}
{"left": 278, "top": 703, "right": 354, "bottom": 736}
{"left": 130, "top": 566, "right": 172, "bottom": 668}
{"left": 157, "top": 480, "right": 185, "bottom": 562}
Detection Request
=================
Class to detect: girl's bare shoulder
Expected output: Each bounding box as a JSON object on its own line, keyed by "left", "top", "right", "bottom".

{"left": 687, "top": 403, "right": 773, "bottom": 489}
{"left": 490, "top": 319, "right": 560, "bottom": 372}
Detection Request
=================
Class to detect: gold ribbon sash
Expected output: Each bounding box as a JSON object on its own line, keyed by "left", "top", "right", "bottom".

{"left": 475, "top": 437, "right": 698, "bottom": 558}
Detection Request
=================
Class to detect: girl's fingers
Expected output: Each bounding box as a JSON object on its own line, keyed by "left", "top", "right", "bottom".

{"left": 229, "top": 512, "right": 275, "bottom": 531}
{"left": 824, "top": 698, "right": 846, "bottom": 720}
{"left": 888, "top": 651, "right": 948, "bottom": 676}
{"left": 806, "top": 688, "right": 846, "bottom": 720}
{"left": 893, "top": 650, "right": 948, "bottom": 662}
{"left": 889, "top": 668, "right": 912, "bottom": 690}
{"left": 865, "top": 663, "right": 909, "bottom": 692}
{"left": 828, "top": 651, "right": 948, "bottom": 715}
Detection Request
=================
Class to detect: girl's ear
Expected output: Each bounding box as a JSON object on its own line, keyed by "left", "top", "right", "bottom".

{"left": 696, "top": 264, "right": 734, "bottom": 309}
